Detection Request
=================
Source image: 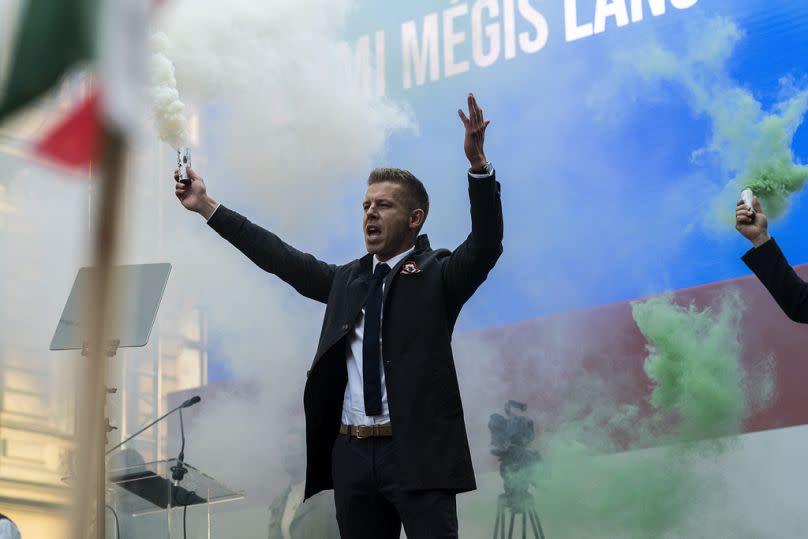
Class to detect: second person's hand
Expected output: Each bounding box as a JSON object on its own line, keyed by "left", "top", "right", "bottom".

{"left": 735, "top": 195, "right": 770, "bottom": 248}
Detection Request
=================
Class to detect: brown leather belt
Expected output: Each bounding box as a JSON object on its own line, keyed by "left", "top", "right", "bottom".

{"left": 339, "top": 423, "right": 393, "bottom": 438}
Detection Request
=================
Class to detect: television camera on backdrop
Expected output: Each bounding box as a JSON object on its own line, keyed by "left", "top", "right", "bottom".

{"left": 488, "top": 400, "right": 544, "bottom": 500}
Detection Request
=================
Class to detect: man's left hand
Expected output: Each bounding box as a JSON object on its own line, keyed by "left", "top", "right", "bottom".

{"left": 458, "top": 93, "right": 490, "bottom": 172}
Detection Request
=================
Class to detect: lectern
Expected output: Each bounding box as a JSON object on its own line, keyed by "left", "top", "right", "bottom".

{"left": 52, "top": 264, "right": 243, "bottom": 537}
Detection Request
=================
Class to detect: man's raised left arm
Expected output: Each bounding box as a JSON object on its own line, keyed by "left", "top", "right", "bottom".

{"left": 443, "top": 93, "right": 504, "bottom": 307}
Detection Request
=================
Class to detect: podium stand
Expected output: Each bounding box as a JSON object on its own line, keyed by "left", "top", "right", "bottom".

{"left": 51, "top": 264, "right": 244, "bottom": 536}
{"left": 108, "top": 458, "right": 243, "bottom": 538}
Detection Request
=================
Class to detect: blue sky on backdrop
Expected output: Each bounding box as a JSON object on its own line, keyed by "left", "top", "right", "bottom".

{"left": 206, "top": 0, "right": 808, "bottom": 382}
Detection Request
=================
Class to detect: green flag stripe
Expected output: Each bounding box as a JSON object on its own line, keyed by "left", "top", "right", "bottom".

{"left": 0, "top": 0, "right": 99, "bottom": 122}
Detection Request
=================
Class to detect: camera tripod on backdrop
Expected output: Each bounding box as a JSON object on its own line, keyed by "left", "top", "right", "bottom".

{"left": 489, "top": 400, "right": 546, "bottom": 539}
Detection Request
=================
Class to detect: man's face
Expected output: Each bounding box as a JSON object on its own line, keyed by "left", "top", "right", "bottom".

{"left": 363, "top": 182, "right": 418, "bottom": 261}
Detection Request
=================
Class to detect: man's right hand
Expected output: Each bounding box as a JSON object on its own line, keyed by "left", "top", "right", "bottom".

{"left": 735, "top": 195, "right": 770, "bottom": 248}
{"left": 174, "top": 166, "right": 219, "bottom": 220}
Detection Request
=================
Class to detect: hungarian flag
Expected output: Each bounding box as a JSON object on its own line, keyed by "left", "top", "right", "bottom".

{"left": 0, "top": 0, "right": 155, "bottom": 171}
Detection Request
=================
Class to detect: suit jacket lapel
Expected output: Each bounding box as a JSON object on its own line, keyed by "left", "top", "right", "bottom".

{"left": 347, "top": 253, "right": 373, "bottom": 314}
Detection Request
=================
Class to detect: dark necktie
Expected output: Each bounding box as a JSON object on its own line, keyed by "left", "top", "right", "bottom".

{"left": 363, "top": 262, "right": 390, "bottom": 416}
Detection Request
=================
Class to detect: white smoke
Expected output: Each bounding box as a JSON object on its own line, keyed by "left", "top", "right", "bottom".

{"left": 125, "top": 1, "right": 414, "bottom": 508}
{"left": 154, "top": 0, "right": 413, "bottom": 231}
{"left": 107, "top": 0, "right": 414, "bottom": 530}
{"left": 0, "top": 1, "right": 412, "bottom": 534}
{"left": 148, "top": 32, "right": 188, "bottom": 148}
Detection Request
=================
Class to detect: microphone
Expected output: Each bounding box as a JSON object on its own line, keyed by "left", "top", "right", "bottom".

{"left": 182, "top": 395, "right": 201, "bottom": 408}
{"left": 106, "top": 395, "right": 201, "bottom": 456}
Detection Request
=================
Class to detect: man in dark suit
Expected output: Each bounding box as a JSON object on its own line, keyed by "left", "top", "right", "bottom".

{"left": 736, "top": 196, "right": 808, "bottom": 322}
{"left": 175, "top": 94, "right": 503, "bottom": 538}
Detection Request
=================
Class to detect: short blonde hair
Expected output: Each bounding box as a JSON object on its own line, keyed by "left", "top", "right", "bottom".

{"left": 367, "top": 168, "right": 430, "bottom": 220}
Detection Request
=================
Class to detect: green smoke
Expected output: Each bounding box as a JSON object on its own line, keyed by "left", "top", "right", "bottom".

{"left": 633, "top": 293, "right": 746, "bottom": 445}
{"left": 514, "top": 293, "right": 765, "bottom": 538}
{"left": 615, "top": 17, "right": 808, "bottom": 220}
{"left": 736, "top": 91, "right": 808, "bottom": 218}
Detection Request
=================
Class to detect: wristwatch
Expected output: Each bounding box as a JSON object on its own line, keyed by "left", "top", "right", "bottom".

{"left": 470, "top": 161, "right": 492, "bottom": 175}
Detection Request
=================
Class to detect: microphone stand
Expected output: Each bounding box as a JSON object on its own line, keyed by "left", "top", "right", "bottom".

{"left": 170, "top": 407, "right": 188, "bottom": 485}
{"left": 170, "top": 405, "right": 193, "bottom": 539}
{"left": 107, "top": 395, "right": 200, "bottom": 537}
{"left": 106, "top": 396, "right": 201, "bottom": 456}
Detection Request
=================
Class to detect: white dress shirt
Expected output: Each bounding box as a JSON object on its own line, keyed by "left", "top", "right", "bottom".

{"left": 341, "top": 247, "right": 415, "bottom": 426}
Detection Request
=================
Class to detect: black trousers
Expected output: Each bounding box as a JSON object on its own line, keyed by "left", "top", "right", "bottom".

{"left": 331, "top": 434, "right": 458, "bottom": 539}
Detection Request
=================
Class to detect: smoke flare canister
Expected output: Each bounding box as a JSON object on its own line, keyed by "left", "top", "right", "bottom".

{"left": 741, "top": 188, "right": 755, "bottom": 213}
{"left": 177, "top": 147, "right": 191, "bottom": 184}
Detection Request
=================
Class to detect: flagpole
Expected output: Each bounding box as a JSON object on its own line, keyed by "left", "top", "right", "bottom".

{"left": 70, "top": 125, "right": 127, "bottom": 539}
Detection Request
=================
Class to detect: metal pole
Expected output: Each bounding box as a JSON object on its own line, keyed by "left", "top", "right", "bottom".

{"left": 70, "top": 126, "right": 126, "bottom": 539}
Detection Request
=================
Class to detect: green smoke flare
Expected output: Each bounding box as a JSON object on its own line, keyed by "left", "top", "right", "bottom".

{"left": 613, "top": 16, "right": 808, "bottom": 220}
{"left": 736, "top": 91, "right": 808, "bottom": 218}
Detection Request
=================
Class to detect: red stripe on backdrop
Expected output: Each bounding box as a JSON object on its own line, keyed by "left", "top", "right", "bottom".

{"left": 456, "top": 266, "right": 808, "bottom": 455}
{"left": 34, "top": 89, "right": 100, "bottom": 173}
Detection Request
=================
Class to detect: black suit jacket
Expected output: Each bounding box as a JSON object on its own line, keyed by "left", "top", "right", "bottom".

{"left": 208, "top": 175, "right": 503, "bottom": 498}
{"left": 742, "top": 238, "right": 808, "bottom": 323}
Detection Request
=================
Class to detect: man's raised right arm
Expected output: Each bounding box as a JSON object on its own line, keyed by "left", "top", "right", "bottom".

{"left": 175, "top": 167, "right": 335, "bottom": 303}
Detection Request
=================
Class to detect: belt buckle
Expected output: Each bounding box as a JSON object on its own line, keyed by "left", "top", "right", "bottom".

{"left": 355, "top": 425, "right": 369, "bottom": 439}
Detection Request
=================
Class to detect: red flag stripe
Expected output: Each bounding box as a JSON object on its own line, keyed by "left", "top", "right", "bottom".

{"left": 33, "top": 89, "right": 100, "bottom": 173}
